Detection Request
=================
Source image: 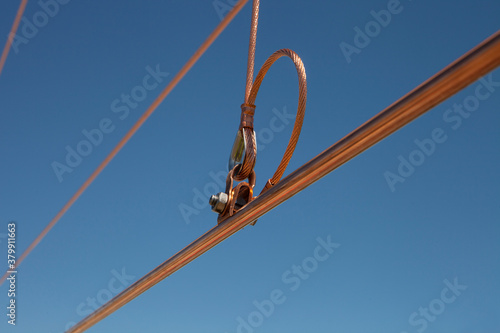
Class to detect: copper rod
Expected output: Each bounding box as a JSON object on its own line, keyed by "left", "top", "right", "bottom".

{"left": 67, "top": 30, "right": 500, "bottom": 332}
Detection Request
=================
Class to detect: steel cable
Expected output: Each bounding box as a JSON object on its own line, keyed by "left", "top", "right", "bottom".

{"left": 247, "top": 48, "right": 307, "bottom": 191}
{"left": 234, "top": 0, "right": 308, "bottom": 189}
{"left": 233, "top": 0, "right": 260, "bottom": 181}
{"left": 244, "top": 0, "right": 259, "bottom": 102}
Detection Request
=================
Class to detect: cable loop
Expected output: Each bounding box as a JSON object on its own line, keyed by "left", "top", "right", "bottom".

{"left": 222, "top": 1, "right": 307, "bottom": 224}
{"left": 234, "top": 48, "right": 307, "bottom": 193}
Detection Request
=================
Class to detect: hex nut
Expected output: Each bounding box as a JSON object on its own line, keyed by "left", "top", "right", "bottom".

{"left": 209, "top": 192, "right": 228, "bottom": 214}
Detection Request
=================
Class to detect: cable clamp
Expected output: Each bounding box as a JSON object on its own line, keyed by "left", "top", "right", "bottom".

{"left": 209, "top": 165, "right": 256, "bottom": 224}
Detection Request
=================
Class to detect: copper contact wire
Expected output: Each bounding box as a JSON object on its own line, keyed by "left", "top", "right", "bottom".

{"left": 0, "top": 0, "right": 29, "bottom": 77}
{"left": 66, "top": 31, "right": 500, "bottom": 332}
{"left": 0, "top": 0, "right": 251, "bottom": 286}
{"left": 247, "top": 49, "right": 308, "bottom": 190}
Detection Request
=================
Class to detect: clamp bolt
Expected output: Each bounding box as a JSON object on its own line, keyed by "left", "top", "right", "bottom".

{"left": 209, "top": 192, "right": 229, "bottom": 214}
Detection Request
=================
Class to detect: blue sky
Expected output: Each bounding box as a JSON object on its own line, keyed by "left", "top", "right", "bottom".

{"left": 0, "top": 0, "right": 499, "bottom": 332}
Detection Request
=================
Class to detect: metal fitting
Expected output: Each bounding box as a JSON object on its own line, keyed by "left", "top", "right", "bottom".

{"left": 209, "top": 192, "right": 229, "bottom": 214}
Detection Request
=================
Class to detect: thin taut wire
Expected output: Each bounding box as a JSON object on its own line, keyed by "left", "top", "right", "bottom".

{"left": 244, "top": 0, "right": 259, "bottom": 103}
{"left": 0, "top": 0, "right": 29, "bottom": 77}
{"left": 0, "top": 0, "right": 251, "bottom": 286}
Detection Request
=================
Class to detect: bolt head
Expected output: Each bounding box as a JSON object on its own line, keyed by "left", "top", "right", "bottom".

{"left": 209, "top": 192, "right": 228, "bottom": 214}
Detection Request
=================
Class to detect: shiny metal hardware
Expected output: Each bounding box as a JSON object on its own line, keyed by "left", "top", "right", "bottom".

{"left": 228, "top": 128, "right": 257, "bottom": 173}
{"left": 228, "top": 129, "right": 246, "bottom": 171}
{"left": 209, "top": 192, "right": 229, "bottom": 214}
{"left": 210, "top": 165, "right": 256, "bottom": 224}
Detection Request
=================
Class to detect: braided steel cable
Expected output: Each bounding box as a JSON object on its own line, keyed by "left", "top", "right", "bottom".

{"left": 233, "top": 0, "right": 259, "bottom": 181}
{"left": 248, "top": 49, "right": 307, "bottom": 191}
{"left": 244, "top": 0, "right": 259, "bottom": 102}
{"left": 232, "top": 0, "right": 308, "bottom": 189}
{"left": 235, "top": 48, "right": 308, "bottom": 185}
{"left": 233, "top": 126, "right": 257, "bottom": 181}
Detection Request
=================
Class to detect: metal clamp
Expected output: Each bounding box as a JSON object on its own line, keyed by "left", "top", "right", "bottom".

{"left": 228, "top": 104, "right": 257, "bottom": 181}
{"left": 209, "top": 165, "right": 256, "bottom": 224}
{"left": 228, "top": 128, "right": 246, "bottom": 172}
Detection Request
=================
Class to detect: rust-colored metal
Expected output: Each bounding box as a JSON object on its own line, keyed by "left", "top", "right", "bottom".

{"left": 67, "top": 31, "right": 500, "bottom": 333}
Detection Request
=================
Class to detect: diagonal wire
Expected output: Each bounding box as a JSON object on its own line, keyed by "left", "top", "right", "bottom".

{"left": 0, "top": 0, "right": 250, "bottom": 285}
{"left": 0, "top": 0, "right": 29, "bottom": 77}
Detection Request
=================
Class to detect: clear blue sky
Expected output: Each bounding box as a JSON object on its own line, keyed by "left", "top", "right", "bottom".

{"left": 1, "top": 1, "right": 499, "bottom": 332}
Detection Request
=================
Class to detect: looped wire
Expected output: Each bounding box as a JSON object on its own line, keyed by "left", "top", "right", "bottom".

{"left": 234, "top": 48, "right": 307, "bottom": 193}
